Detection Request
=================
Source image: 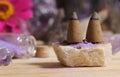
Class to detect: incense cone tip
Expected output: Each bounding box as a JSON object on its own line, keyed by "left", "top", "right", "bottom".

{"left": 91, "top": 12, "right": 99, "bottom": 20}
{"left": 70, "top": 12, "right": 78, "bottom": 20}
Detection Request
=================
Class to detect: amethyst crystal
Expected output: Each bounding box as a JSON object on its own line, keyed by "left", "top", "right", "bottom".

{"left": 104, "top": 33, "right": 120, "bottom": 54}
{"left": 0, "top": 48, "right": 12, "bottom": 66}
{"left": 29, "top": 0, "right": 57, "bottom": 40}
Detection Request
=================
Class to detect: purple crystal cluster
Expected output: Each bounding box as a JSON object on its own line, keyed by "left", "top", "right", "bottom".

{"left": 0, "top": 48, "right": 12, "bottom": 66}
{"left": 104, "top": 33, "right": 120, "bottom": 54}
{"left": 29, "top": 0, "right": 57, "bottom": 39}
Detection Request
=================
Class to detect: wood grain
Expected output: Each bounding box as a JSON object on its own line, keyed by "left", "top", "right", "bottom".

{"left": 0, "top": 47, "right": 120, "bottom": 77}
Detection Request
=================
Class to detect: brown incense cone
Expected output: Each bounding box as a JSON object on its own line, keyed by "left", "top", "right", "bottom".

{"left": 86, "top": 12, "right": 103, "bottom": 43}
{"left": 67, "top": 12, "right": 83, "bottom": 43}
{"left": 35, "top": 46, "right": 50, "bottom": 58}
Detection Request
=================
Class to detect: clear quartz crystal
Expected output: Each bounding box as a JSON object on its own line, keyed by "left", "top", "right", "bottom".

{"left": 17, "top": 34, "right": 36, "bottom": 58}
{"left": 0, "top": 48, "right": 12, "bottom": 66}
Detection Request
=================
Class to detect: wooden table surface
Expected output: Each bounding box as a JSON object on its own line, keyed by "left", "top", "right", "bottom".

{"left": 0, "top": 47, "right": 120, "bottom": 77}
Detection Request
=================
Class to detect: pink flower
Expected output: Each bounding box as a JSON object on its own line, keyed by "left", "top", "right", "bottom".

{"left": 0, "top": 0, "right": 33, "bottom": 33}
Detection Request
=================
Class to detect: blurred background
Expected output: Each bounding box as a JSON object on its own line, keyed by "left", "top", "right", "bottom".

{"left": 1, "top": 0, "right": 120, "bottom": 44}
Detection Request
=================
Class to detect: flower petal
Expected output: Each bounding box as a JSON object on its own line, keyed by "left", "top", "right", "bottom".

{"left": 14, "top": 10, "right": 33, "bottom": 19}
{"left": 6, "top": 17, "right": 17, "bottom": 28}
{"left": 0, "top": 22, "right": 5, "bottom": 32}
{"left": 12, "top": 25, "right": 21, "bottom": 33}
{"left": 9, "top": 0, "right": 33, "bottom": 11}
{"left": 6, "top": 17, "right": 28, "bottom": 33}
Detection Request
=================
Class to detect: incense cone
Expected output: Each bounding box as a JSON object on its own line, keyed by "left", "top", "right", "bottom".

{"left": 67, "top": 12, "right": 83, "bottom": 43}
{"left": 35, "top": 46, "right": 50, "bottom": 58}
{"left": 86, "top": 12, "right": 103, "bottom": 43}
